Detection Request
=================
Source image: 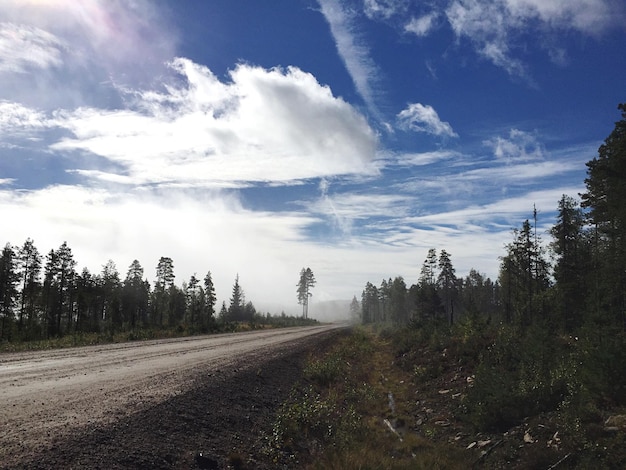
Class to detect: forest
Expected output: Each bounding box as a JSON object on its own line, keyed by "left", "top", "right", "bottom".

{"left": 0, "top": 242, "right": 317, "bottom": 345}
{"left": 354, "top": 103, "right": 626, "bottom": 434}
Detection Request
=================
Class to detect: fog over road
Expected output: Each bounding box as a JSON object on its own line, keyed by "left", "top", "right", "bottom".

{"left": 0, "top": 325, "right": 344, "bottom": 465}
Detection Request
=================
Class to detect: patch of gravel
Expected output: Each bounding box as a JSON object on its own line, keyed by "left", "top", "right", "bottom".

{"left": 3, "top": 329, "right": 345, "bottom": 470}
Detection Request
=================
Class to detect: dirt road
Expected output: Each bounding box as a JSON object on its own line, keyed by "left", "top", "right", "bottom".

{"left": 0, "top": 325, "right": 345, "bottom": 469}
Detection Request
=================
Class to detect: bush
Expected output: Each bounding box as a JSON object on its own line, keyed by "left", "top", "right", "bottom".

{"left": 462, "top": 324, "right": 571, "bottom": 431}
{"left": 271, "top": 387, "right": 361, "bottom": 454}
{"left": 304, "top": 354, "right": 345, "bottom": 387}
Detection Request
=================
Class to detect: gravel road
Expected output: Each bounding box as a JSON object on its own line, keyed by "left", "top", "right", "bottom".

{"left": 0, "top": 324, "right": 345, "bottom": 469}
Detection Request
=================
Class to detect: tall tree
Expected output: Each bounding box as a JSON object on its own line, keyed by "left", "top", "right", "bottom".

{"left": 379, "top": 278, "right": 391, "bottom": 322}
{"left": 388, "top": 276, "right": 408, "bottom": 325}
{"left": 123, "top": 260, "right": 148, "bottom": 330}
{"left": 437, "top": 250, "right": 457, "bottom": 325}
{"left": 415, "top": 249, "right": 443, "bottom": 322}
{"left": 0, "top": 244, "right": 19, "bottom": 340}
{"left": 153, "top": 257, "right": 175, "bottom": 327}
{"left": 204, "top": 271, "right": 216, "bottom": 321}
{"left": 296, "top": 267, "right": 316, "bottom": 319}
{"left": 16, "top": 238, "right": 41, "bottom": 336}
{"left": 581, "top": 103, "right": 626, "bottom": 328}
{"left": 229, "top": 274, "right": 244, "bottom": 321}
{"left": 499, "top": 219, "right": 550, "bottom": 326}
{"left": 75, "top": 268, "right": 98, "bottom": 333}
{"left": 100, "top": 260, "right": 121, "bottom": 332}
{"left": 419, "top": 248, "right": 438, "bottom": 287}
{"left": 361, "top": 282, "right": 379, "bottom": 324}
{"left": 185, "top": 274, "right": 203, "bottom": 328}
{"left": 550, "top": 195, "right": 589, "bottom": 331}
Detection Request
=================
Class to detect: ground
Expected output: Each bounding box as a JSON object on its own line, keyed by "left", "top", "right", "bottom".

{"left": 2, "top": 330, "right": 344, "bottom": 470}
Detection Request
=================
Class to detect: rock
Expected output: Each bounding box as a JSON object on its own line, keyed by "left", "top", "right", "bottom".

{"left": 523, "top": 431, "right": 534, "bottom": 444}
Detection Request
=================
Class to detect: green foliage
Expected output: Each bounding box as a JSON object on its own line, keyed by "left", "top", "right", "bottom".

{"left": 462, "top": 325, "right": 570, "bottom": 431}
{"left": 304, "top": 354, "right": 345, "bottom": 387}
{"left": 271, "top": 387, "right": 361, "bottom": 453}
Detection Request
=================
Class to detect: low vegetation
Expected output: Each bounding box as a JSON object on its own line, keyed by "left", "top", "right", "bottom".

{"left": 0, "top": 314, "right": 318, "bottom": 353}
{"left": 268, "top": 324, "right": 626, "bottom": 469}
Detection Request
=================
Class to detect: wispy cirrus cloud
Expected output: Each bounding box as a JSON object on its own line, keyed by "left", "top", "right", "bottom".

{"left": 0, "top": 23, "right": 65, "bottom": 73}
{"left": 445, "top": 0, "right": 625, "bottom": 79}
{"left": 397, "top": 103, "right": 458, "bottom": 137}
{"left": 317, "top": 0, "right": 382, "bottom": 118}
{"left": 397, "top": 0, "right": 625, "bottom": 80}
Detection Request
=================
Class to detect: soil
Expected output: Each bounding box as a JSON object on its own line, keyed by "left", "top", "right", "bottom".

{"left": 0, "top": 327, "right": 345, "bottom": 470}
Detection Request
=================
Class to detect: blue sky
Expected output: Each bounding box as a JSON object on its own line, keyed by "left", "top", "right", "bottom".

{"left": 0, "top": 0, "right": 624, "bottom": 316}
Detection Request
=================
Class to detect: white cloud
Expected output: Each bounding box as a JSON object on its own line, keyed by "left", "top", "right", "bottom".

{"left": 392, "top": 150, "right": 460, "bottom": 166}
{"left": 409, "top": 186, "right": 583, "bottom": 228}
{"left": 444, "top": 0, "right": 624, "bottom": 79}
{"left": 483, "top": 128, "right": 544, "bottom": 161}
{"left": 308, "top": 190, "right": 410, "bottom": 235}
{"left": 0, "top": 23, "right": 65, "bottom": 73}
{"left": 505, "top": 0, "right": 621, "bottom": 34}
{"left": 317, "top": 0, "right": 382, "bottom": 116}
{"left": 397, "top": 103, "right": 458, "bottom": 137}
{"left": 404, "top": 13, "right": 438, "bottom": 37}
{"left": 0, "top": 101, "right": 47, "bottom": 132}
{"left": 363, "top": 0, "right": 406, "bottom": 20}
{"left": 43, "top": 60, "right": 377, "bottom": 186}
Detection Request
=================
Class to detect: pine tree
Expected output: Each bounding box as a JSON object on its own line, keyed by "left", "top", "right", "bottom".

{"left": 16, "top": 238, "right": 41, "bottom": 335}
{"left": 123, "top": 260, "right": 148, "bottom": 330}
{"left": 297, "top": 267, "right": 316, "bottom": 319}
{"left": 437, "top": 250, "right": 457, "bottom": 325}
{"left": 581, "top": 104, "right": 626, "bottom": 328}
{"left": 0, "top": 244, "right": 19, "bottom": 340}
{"left": 204, "top": 271, "right": 216, "bottom": 320}
{"left": 550, "top": 195, "right": 589, "bottom": 331}
{"left": 229, "top": 274, "right": 244, "bottom": 321}
{"left": 153, "top": 257, "right": 175, "bottom": 327}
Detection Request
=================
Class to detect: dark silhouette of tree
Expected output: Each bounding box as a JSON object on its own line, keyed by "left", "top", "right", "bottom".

{"left": 499, "top": 219, "right": 550, "bottom": 327}
{"left": 550, "top": 195, "right": 590, "bottom": 331}
{"left": 123, "top": 260, "right": 149, "bottom": 330}
{"left": 16, "top": 238, "right": 41, "bottom": 336}
{"left": 100, "top": 260, "right": 121, "bottom": 332}
{"left": 297, "top": 267, "right": 316, "bottom": 318}
{"left": 437, "top": 250, "right": 457, "bottom": 325}
{"left": 0, "top": 244, "right": 19, "bottom": 340}
{"left": 581, "top": 103, "right": 626, "bottom": 328}
{"left": 204, "top": 271, "right": 216, "bottom": 321}
{"left": 361, "top": 282, "right": 378, "bottom": 324}
{"left": 153, "top": 257, "right": 175, "bottom": 327}
{"left": 229, "top": 274, "right": 244, "bottom": 321}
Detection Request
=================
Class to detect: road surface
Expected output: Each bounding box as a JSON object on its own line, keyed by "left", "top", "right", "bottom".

{"left": 0, "top": 325, "right": 343, "bottom": 467}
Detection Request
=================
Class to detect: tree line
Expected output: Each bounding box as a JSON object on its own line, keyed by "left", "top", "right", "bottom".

{"left": 357, "top": 103, "right": 626, "bottom": 337}
{"left": 0, "top": 244, "right": 310, "bottom": 342}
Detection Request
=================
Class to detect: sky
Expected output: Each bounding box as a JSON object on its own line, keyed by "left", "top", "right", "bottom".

{"left": 0, "top": 0, "right": 624, "bottom": 317}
